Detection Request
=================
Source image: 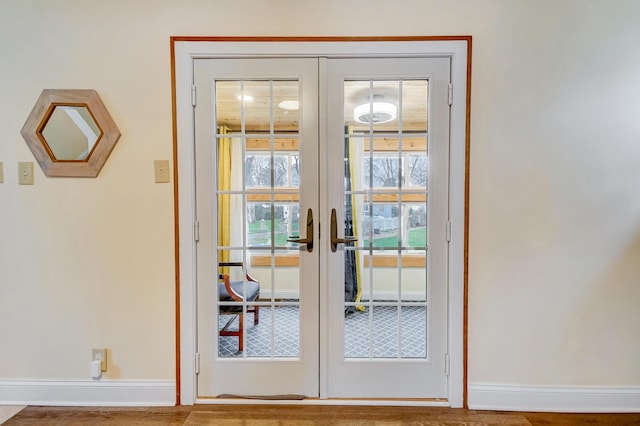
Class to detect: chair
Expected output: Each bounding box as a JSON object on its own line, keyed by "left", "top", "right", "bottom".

{"left": 218, "top": 262, "right": 260, "bottom": 352}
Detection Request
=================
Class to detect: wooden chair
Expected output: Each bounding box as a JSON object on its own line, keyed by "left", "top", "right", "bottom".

{"left": 218, "top": 262, "right": 260, "bottom": 352}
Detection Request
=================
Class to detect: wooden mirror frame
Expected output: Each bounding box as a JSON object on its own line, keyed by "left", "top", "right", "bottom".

{"left": 21, "top": 89, "right": 121, "bottom": 177}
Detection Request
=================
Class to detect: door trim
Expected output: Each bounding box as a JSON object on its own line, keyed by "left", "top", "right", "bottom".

{"left": 170, "top": 36, "right": 472, "bottom": 407}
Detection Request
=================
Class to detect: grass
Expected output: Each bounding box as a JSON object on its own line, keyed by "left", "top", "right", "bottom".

{"left": 362, "top": 227, "right": 426, "bottom": 248}
{"left": 248, "top": 220, "right": 299, "bottom": 246}
{"left": 248, "top": 220, "right": 425, "bottom": 248}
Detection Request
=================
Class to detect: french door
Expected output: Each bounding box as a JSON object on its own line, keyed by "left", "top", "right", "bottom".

{"left": 194, "top": 56, "right": 451, "bottom": 399}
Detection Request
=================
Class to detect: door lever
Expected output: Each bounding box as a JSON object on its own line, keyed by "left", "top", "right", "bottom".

{"left": 330, "top": 208, "right": 357, "bottom": 252}
{"left": 287, "top": 208, "right": 314, "bottom": 252}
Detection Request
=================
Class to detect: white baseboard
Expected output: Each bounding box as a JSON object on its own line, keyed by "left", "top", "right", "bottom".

{"left": 0, "top": 380, "right": 176, "bottom": 406}
{"left": 468, "top": 383, "right": 640, "bottom": 412}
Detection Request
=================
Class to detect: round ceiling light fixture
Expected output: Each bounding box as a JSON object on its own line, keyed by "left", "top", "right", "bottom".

{"left": 353, "top": 96, "right": 397, "bottom": 124}
{"left": 278, "top": 100, "right": 299, "bottom": 111}
{"left": 237, "top": 94, "right": 254, "bottom": 102}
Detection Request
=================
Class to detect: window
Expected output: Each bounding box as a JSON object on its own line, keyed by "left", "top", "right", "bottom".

{"left": 247, "top": 202, "right": 300, "bottom": 247}
{"left": 360, "top": 151, "right": 427, "bottom": 251}
{"left": 245, "top": 150, "right": 300, "bottom": 251}
{"left": 245, "top": 152, "right": 299, "bottom": 188}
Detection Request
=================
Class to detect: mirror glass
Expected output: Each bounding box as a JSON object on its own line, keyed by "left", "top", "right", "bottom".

{"left": 40, "top": 106, "right": 102, "bottom": 161}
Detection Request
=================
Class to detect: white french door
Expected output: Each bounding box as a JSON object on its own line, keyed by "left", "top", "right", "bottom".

{"left": 324, "top": 57, "right": 450, "bottom": 398}
{"left": 194, "top": 56, "right": 451, "bottom": 399}
{"left": 195, "top": 58, "right": 320, "bottom": 397}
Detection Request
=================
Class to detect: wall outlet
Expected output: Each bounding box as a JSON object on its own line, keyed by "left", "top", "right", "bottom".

{"left": 92, "top": 348, "right": 107, "bottom": 372}
{"left": 154, "top": 160, "right": 170, "bottom": 183}
{"left": 18, "top": 162, "right": 34, "bottom": 185}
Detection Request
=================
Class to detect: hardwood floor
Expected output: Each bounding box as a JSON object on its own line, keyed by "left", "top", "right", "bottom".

{"left": 4, "top": 405, "right": 640, "bottom": 425}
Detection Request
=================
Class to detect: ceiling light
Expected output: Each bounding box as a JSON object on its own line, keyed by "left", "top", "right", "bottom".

{"left": 237, "top": 95, "right": 254, "bottom": 102}
{"left": 278, "top": 100, "right": 299, "bottom": 111}
{"left": 353, "top": 96, "right": 397, "bottom": 124}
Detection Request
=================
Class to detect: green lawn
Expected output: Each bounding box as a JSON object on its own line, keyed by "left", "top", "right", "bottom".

{"left": 248, "top": 220, "right": 424, "bottom": 248}
{"left": 248, "top": 220, "right": 299, "bottom": 246}
{"left": 362, "top": 227, "right": 426, "bottom": 248}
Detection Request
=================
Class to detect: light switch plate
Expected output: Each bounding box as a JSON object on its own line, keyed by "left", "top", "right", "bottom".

{"left": 154, "top": 160, "right": 170, "bottom": 183}
{"left": 18, "top": 162, "right": 34, "bottom": 185}
{"left": 0, "top": 162, "right": 4, "bottom": 183}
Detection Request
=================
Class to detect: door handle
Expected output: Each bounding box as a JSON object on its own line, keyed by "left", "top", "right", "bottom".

{"left": 330, "top": 208, "right": 357, "bottom": 252}
{"left": 287, "top": 208, "right": 314, "bottom": 252}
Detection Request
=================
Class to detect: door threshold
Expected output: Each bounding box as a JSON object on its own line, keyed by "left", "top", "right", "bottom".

{"left": 196, "top": 396, "right": 449, "bottom": 406}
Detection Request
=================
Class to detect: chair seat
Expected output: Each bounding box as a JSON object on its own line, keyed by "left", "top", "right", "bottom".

{"left": 219, "top": 280, "right": 260, "bottom": 304}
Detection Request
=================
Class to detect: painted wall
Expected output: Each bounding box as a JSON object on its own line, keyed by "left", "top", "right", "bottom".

{"left": 0, "top": 0, "right": 639, "bottom": 397}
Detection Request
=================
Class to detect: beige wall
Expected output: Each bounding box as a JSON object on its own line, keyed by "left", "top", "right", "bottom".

{"left": 1, "top": 0, "right": 639, "bottom": 389}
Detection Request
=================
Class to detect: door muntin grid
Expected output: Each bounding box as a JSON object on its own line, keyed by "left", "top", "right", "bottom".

{"left": 342, "top": 79, "right": 430, "bottom": 360}
{"left": 215, "top": 79, "right": 303, "bottom": 359}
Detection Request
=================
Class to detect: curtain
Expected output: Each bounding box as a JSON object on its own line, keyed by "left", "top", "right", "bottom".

{"left": 229, "top": 134, "right": 245, "bottom": 278}
{"left": 218, "top": 125, "right": 246, "bottom": 280}
{"left": 217, "top": 126, "right": 231, "bottom": 275}
{"left": 344, "top": 126, "right": 364, "bottom": 314}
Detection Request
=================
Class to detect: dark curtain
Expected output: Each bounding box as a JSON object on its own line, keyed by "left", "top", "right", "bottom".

{"left": 344, "top": 127, "right": 358, "bottom": 315}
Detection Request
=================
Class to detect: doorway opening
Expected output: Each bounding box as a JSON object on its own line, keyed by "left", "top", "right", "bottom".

{"left": 171, "top": 37, "right": 471, "bottom": 406}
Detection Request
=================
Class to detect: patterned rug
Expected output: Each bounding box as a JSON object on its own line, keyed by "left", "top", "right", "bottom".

{"left": 218, "top": 305, "right": 426, "bottom": 358}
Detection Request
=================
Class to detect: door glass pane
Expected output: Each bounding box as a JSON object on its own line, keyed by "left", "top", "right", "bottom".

{"left": 273, "top": 81, "right": 300, "bottom": 133}
{"left": 245, "top": 151, "right": 273, "bottom": 188}
{"left": 215, "top": 79, "right": 301, "bottom": 359}
{"left": 401, "top": 306, "right": 427, "bottom": 358}
{"left": 363, "top": 155, "right": 400, "bottom": 188}
{"left": 273, "top": 304, "right": 300, "bottom": 358}
{"left": 343, "top": 79, "right": 429, "bottom": 360}
{"left": 215, "top": 81, "right": 242, "bottom": 131}
{"left": 373, "top": 305, "right": 399, "bottom": 358}
{"left": 245, "top": 304, "right": 271, "bottom": 358}
{"left": 244, "top": 81, "right": 270, "bottom": 133}
{"left": 401, "top": 80, "right": 428, "bottom": 132}
{"left": 408, "top": 152, "right": 428, "bottom": 187}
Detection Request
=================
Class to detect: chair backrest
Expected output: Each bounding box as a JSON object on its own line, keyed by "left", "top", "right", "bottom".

{"left": 218, "top": 262, "right": 260, "bottom": 303}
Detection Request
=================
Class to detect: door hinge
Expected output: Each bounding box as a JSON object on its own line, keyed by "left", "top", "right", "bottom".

{"left": 194, "top": 220, "right": 200, "bottom": 242}
{"left": 445, "top": 220, "right": 451, "bottom": 242}
{"left": 191, "top": 84, "right": 197, "bottom": 107}
{"left": 445, "top": 353, "right": 450, "bottom": 376}
{"left": 447, "top": 83, "right": 453, "bottom": 106}
{"left": 195, "top": 352, "right": 200, "bottom": 374}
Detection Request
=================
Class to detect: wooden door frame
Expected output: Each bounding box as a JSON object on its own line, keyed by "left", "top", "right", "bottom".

{"left": 170, "top": 36, "right": 472, "bottom": 407}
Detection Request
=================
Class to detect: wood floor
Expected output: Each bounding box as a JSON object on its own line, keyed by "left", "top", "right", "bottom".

{"left": 4, "top": 405, "right": 640, "bottom": 425}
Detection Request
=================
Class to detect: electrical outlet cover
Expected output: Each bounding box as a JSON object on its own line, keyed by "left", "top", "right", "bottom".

{"left": 92, "top": 348, "right": 107, "bottom": 372}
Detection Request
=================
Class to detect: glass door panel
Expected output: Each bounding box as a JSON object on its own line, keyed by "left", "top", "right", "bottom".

{"left": 215, "top": 77, "right": 304, "bottom": 359}
{"left": 343, "top": 78, "right": 429, "bottom": 360}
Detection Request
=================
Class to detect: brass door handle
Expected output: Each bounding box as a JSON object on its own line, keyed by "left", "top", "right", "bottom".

{"left": 287, "top": 208, "right": 314, "bottom": 252}
{"left": 330, "top": 208, "right": 357, "bottom": 252}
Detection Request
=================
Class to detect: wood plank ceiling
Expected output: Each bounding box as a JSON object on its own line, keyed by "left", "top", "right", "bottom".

{"left": 214, "top": 80, "right": 429, "bottom": 133}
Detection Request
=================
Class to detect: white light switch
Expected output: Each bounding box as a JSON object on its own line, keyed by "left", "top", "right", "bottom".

{"left": 154, "top": 160, "right": 170, "bottom": 183}
{"left": 18, "top": 162, "right": 34, "bottom": 185}
{"left": 0, "top": 162, "right": 4, "bottom": 183}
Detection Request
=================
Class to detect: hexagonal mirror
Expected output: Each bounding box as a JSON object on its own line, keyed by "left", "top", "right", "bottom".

{"left": 39, "top": 105, "right": 102, "bottom": 161}
{"left": 21, "top": 89, "right": 120, "bottom": 177}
